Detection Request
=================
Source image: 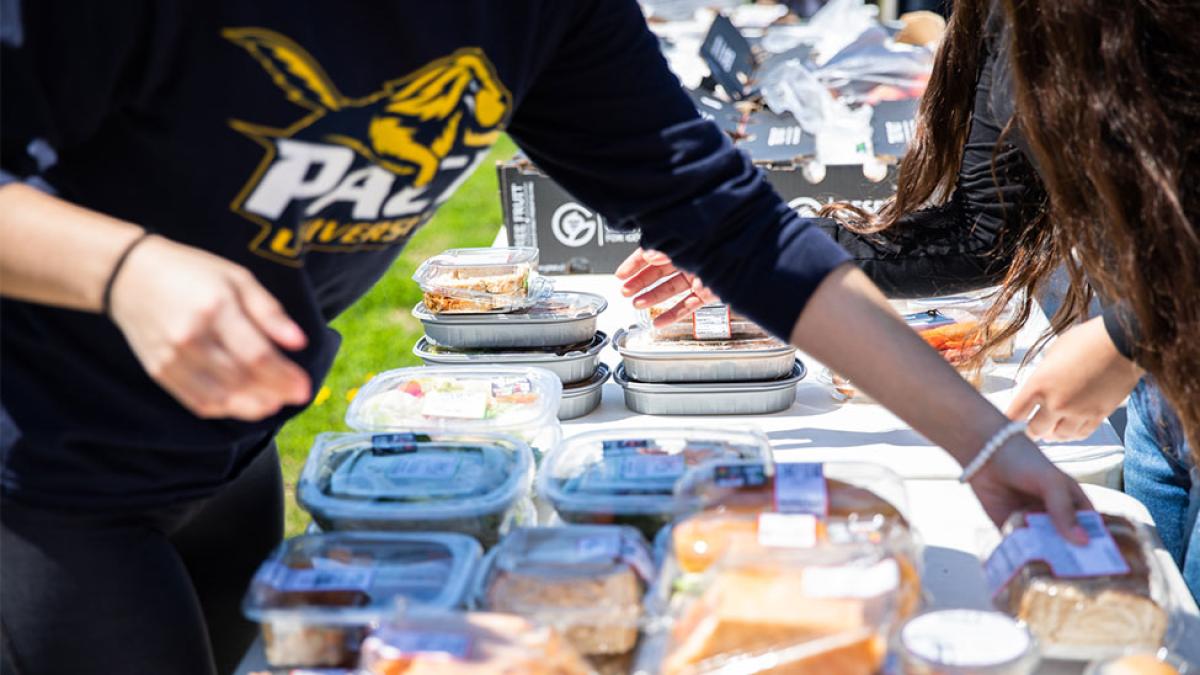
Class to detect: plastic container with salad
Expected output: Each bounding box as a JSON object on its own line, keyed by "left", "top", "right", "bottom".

{"left": 296, "top": 432, "right": 534, "bottom": 547}
{"left": 345, "top": 366, "right": 562, "bottom": 457}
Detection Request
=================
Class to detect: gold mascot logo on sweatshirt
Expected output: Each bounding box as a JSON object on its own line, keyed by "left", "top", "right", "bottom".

{"left": 224, "top": 29, "right": 511, "bottom": 265}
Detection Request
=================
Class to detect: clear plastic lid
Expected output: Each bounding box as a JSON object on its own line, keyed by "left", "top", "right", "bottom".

{"left": 899, "top": 610, "right": 1039, "bottom": 675}
{"left": 618, "top": 325, "right": 789, "bottom": 354}
{"left": 359, "top": 609, "right": 592, "bottom": 674}
{"left": 413, "top": 291, "right": 607, "bottom": 324}
{"left": 650, "top": 544, "right": 900, "bottom": 675}
{"left": 986, "top": 512, "right": 1173, "bottom": 661}
{"left": 297, "top": 432, "right": 533, "bottom": 527}
{"left": 243, "top": 532, "right": 483, "bottom": 625}
{"left": 414, "top": 332, "right": 607, "bottom": 362}
{"left": 412, "top": 247, "right": 551, "bottom": 314}
{"left": 538, "top": 428, "right": 774, "bottom": 519}
{"left": 345, "top": 366, "right": 562, "bottom": 433}
{"left": 474, "top": 525, "right": 653, "bottom": 657}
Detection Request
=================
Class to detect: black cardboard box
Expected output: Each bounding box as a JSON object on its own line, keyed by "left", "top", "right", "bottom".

{"left": 499, "top": 159, "right": 897, "bottom": 275}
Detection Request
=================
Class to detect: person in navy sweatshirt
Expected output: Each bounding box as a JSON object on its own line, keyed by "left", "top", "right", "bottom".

{"left": 0, "top": 2, "right": 1085, "bottom": 672}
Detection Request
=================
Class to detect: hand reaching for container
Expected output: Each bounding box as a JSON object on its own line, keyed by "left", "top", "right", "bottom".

{"left": 615, "top": 248, "right": 719, "bottom": 325}
{"left": 108, "top": 235, "right": 312, "bottom": 421}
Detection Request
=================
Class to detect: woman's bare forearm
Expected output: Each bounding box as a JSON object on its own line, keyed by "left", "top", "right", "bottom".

{"left": 0, "top": 183, "right": 145, "bottom": 311}
{"left": 791, "top": 264, "right": 1009, "bottom": 464}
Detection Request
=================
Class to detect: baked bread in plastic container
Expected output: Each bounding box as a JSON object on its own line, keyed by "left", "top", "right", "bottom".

{"left": 988, "top": 512, "right": 1173, "bottom": 661}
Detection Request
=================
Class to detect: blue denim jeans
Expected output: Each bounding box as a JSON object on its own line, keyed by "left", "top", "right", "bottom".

{"left": 1124, "top": 378, "right": 1200, "bottom": 605}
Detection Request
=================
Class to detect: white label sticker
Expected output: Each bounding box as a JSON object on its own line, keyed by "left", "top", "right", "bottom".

{"left": 620, "top": 454, "right": 686, "bottom": 480}
{"left": 258, "top": 561, "right": 375, "bottom": 593}
{"left": 757, "top": 512, "right": 819, "bottom": 549}
{"left": 389, "top": 454, "right": 461, "bottom": 480}
{"left": 420, "top": 382, "right": 490, "bottom": 419}
{"left": 692, "top": 305, "right": 732, "bottom": 340}
{"left": 491, "top": 378, "right": 532, "bottom": 398}
{"left": 380, "top": 631, "right": 471, "bottom": 658}
{"left": 985, "top": 511, "right": 1131, "bottom": 597}
{"left": 801, "top": 559, "right": 900, "bottom": 598}
{"left": 774, "top": 462, "right": 828, "bottom": 515}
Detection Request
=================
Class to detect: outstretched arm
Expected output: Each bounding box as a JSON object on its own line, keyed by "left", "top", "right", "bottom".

{"left": 511, "top": 0, "right": 1090, "bottom": 539}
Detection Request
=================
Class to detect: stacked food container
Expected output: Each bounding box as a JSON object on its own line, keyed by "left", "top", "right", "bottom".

{"left": 612, "top": 303, "right": 805, "bottom": 415}
{"left": 411, "top": 247, "right": 610, "bottom": 421}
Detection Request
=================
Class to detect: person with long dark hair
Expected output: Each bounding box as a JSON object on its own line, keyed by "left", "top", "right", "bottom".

{"left": 774, "top": 0, "right": 1200, "bottom": 599}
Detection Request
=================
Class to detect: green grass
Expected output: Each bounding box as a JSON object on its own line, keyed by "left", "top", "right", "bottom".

{"left": 277, "top": 136, "right": 517, "bottom": 536}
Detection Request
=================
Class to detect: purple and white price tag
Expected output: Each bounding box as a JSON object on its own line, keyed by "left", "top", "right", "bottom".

{"left": 985, "top": 511, "right": 1131, "bottom": 597}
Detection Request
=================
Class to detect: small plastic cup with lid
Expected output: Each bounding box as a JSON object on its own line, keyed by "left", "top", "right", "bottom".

{"left": 537, "top": 427, "right": 773, "bottom": 541}
{"left": 296, "top": 431, "right": 534, "bottom": 547}
{"left": 242, "top": 531, "right": 482, "bottom": 668}
{"left": 899, "top": 609, "right": 1040, "bottom": 675}
{"left": 413, "top": 247, "right": 552, "bottom": 314}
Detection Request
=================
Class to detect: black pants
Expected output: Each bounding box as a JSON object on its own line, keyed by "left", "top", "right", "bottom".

{"left": 1, "top": 444, "right": 284, "bottom": 675}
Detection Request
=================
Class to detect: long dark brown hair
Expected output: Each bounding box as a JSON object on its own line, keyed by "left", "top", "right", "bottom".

{"left": 825, "top": 0, "right": 1200, "bottom": 459}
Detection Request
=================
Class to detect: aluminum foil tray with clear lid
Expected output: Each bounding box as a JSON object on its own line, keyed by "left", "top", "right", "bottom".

{"left": 614, "top": 361, "right": 805, "bottom": 416}
{"left": 413, "top": 291, "right": 607, "bottom": 349}
{"left": 614, "top": 326, "right": 797, "bottom": 383}
{"left": 413, "top": 332, "right": 608, "bottom": 385}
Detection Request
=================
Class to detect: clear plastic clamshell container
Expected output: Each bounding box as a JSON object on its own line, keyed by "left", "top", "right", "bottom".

{"left": 537, "top": 428, "right": 773, "bottom": 541}
{"left": 346, "top": 366, "right": 562, "bottom": 442}
{"left": 635, "top": 541, "right": 903, "bottom": 675}
{"left": 898, "top": 609, "right": 1040, "bottom": 675}
{"left": 242, "top": 532, "right": 482, "bottom": 668}
{"left": 473, "top": 525, "right": 655, "bottom": 667}
{"left": 413, "top": 291, "right": 607, "bottom": 349}
{"left": 296, "top": 432, "right": 534, "bottom": 547}
{"left": 908, "top": 287, "right": 1023, "bottom": 362}
{"left": 413, "top": 332, "right": 608, "bottom": 385}
{"left": 359, "top": 609, "right": 593, "bottom": 675}
{"left": 412, "top": 247, "right": 551, "bottom": 314}
{"left": 986, "top": 512, "right": 1175, "bottom": 661}
{"left": 653, "top": 460, "right": 922, "bottom": 628}
{"left": 823, "top": 307, "right": 995, "bottom": 403}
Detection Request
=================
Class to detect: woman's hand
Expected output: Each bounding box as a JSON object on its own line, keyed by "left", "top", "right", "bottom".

{"left": 614, "top": 248, "right": 719, "bottom": 326}
{"left": 1006, "top": 316, "right": 1142, "bottom": 441}
{"left": 109, "top": 236, "right": 312, "bottom": 421}
{"left": 968, "top": 436, "right": 1092, "bottom": 544}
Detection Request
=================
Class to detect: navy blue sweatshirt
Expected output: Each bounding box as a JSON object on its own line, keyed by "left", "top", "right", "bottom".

{"left": 0, "top": 0, "right": 849, "bottom": 507}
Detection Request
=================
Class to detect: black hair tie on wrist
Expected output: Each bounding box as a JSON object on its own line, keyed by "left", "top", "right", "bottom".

{"left": 101, "top": 232, "right": 153, "bottom": 318}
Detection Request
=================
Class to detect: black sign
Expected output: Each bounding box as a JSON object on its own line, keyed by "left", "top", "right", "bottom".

{"left": 700, "top": 14, "right": 756, "bottom": 100}
{"left": 870, "top": 98, "right": 920, "bottom": 159}
{"left": 499, "top": 163, "right": 641, "bottom": 275}
{"left": 739, "top": 108, "right": 817, "bottom": 163}
{"left": 685, "top": 87, "right": 743, "bottom": 135}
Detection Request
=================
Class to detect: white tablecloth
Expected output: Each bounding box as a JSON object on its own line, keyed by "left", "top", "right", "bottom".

{"left": 553, "top": 274, "right": 1126, "bottom": 488}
